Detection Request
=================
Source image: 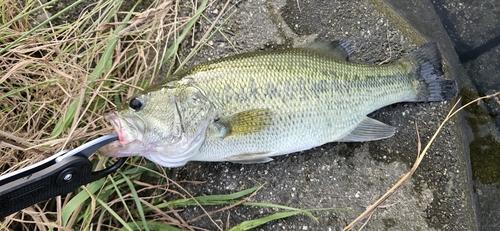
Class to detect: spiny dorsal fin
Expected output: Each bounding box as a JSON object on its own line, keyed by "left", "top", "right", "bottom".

{"left": 215, "top": 109, "right": 273, "bottom": 138}
{"left": 338, "top": 117, "right": 395, "bottom": 142}
{"left": 300, "top": 40, "right": 355, "bottom": 60}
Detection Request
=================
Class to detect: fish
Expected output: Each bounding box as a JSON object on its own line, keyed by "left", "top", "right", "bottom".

{"left": 104, "top": 41, "right": 457, "bottom": 167}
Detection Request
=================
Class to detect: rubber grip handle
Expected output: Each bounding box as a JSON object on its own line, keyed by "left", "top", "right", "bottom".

{"left": 0, "top": 155, "right": 92, "bottom": 220}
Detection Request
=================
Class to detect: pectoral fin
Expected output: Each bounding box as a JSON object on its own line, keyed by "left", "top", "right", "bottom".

{"left": 338, "top": 117, "right": 395, "bottom": 142}
{"left": 215, "top": 109, "right": 273, "bottom": 138}
{"left": 225, "top": 152, "right": 274, "bottom": 164}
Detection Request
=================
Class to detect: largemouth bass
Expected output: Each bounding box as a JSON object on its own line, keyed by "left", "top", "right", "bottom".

{"left": 105, "top": 41, "right": 457, "bottom": 167}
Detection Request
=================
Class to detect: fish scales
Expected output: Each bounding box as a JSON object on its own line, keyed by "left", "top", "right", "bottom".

{"left": 104, "top": 41, "right": 457, "bottom": 167}
{"left": 186, "top": 49, "right": 416, "bottom": 161}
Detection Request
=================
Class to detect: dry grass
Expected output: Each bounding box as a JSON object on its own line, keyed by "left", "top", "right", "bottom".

{"left": 0, "top": 0, "right": 195, "bottom": 171}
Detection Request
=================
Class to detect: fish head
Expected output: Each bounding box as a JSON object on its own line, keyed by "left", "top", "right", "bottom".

{"left": 104, "top": 81, "right": 213, "bottom": 167}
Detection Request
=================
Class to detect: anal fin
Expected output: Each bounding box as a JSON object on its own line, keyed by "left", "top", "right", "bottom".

{"left": 338, "top": 117, "right": 395, "bottom": 142}
{"left": 224, "top": 152, "right": 274, "bottom": 164}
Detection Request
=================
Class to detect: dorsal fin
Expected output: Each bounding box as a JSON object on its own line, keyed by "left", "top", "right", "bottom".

{"left": 300, "top": 40, "right": 355, "bottom": 60}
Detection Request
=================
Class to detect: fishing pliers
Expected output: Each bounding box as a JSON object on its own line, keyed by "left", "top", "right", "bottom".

{"left": 0, "top": 134, "right": 125, "bottom": 220}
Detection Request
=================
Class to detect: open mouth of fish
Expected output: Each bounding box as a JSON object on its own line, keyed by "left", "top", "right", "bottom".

{"left": 105, "top": 111, "right": 145, "bottom": 145}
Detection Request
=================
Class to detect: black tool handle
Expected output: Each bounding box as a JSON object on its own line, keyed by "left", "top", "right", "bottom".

{"left": 0, "top": 155, "right": 92, "bottom": 220}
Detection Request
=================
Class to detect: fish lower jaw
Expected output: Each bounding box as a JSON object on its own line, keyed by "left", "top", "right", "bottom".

{"left": 102, "top": 139, "right": 149, "bottom": 157}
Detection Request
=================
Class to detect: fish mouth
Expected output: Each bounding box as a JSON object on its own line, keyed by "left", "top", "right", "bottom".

{"left": 105, "top": 111, "right": 145, "bottom": 145}
{"left": 106, "top": 112, "right": 123, "bottom": 142}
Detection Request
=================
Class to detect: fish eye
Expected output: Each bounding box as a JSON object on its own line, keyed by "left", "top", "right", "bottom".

{"left": 129, "top": 98, "right": 145, "bottom": 111}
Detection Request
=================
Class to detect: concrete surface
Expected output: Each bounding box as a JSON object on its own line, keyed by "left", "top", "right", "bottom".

{"left": 166, "top": 0, "right": 478, "bottom": 230}
{"left": 430, "top": 0, "right": 500, "bottom": 230}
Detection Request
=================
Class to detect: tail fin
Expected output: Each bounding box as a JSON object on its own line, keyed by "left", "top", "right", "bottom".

{"left": 405, "top": 42, "right": 457, "bottom": 102}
